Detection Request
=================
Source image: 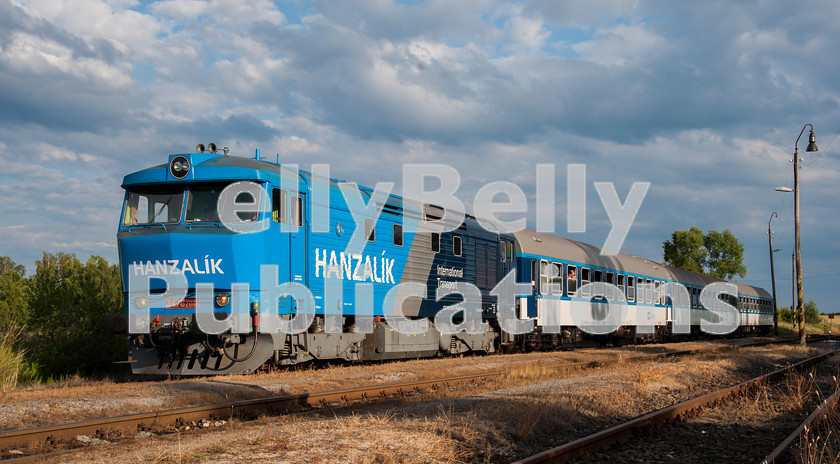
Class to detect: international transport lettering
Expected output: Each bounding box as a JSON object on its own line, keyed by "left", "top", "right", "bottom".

{"left": 314, "top": 248, "right": 396, "bottom": 283}
{"left": 131, "top": 256, "right": 224, "bottom": 276}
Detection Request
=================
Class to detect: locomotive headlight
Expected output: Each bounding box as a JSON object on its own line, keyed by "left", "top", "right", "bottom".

{"left": 169, "top": 155, "right": 190, "bottom": 179}
{"left": 215, "top": 293, "right": 230, "bottom": 307}
{"left": 135, "top": 295, "right": 149, "bottom": 308}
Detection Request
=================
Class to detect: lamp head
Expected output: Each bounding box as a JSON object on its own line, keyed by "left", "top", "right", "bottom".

{"left": 807, "top": 129, "right": 818, "bottom": 152}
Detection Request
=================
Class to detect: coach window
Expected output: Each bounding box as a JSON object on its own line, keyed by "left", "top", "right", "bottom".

{"left": 617, "top": 274, "right": 625, "bottom": 297}
{"left": 636, "top": 277, "right": 644, "bottom": 303}
{"left": 365, "top": 218, "right": 375, "bottom": 242}
{"left": 431, "top": 232, "right": 440, "bottom": 252}
{"left": 566, "top": 265, "right": 578, "bottom": 296}
{"left": 393, "top": 224, "right": 403, "bottom": 246}
{"left": 453, "top": 236, "right": 462, "bottom": 256}
{"left": 272, "top": 189, "right": 287, "bottom": 223}
{"left": 581, "top": 268, "right": 591, "bottom": 298}
{"left": 605, "top": 272, "right": 615, "bottom": 300}
{"left": 550, "top": 263, "right": 563, "bottom": 296}
{"left": 540, "top": 260, "right": 550, "bottom": 294}
{"left": 626, "top": 276, "right": 635, "bottom": 302}
{"left": 654, "top": 281, "right": 661, "bottom": 305}
{"left": 645, "top": 279, "right": 653, "bottom": 303}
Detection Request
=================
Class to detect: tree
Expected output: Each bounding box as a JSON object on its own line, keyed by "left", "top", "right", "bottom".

{"left": 663, "top": 228, "right": 747, "bottom": 280}
{"left": 804, "top": 300, "right": 821, "bottom": 325}
{"left": 26, "top": 252, "right": 126, "bottom": 378}
{"left": 663, "top": 227, "right": 707, "bottom": 274}
{"left": 778, "top": 306, "right": 794, "bottom": 323}
{"left": 704, "top": 229, "right": 747, "bottom": 280}
{"left": 0, "top": 257, "right": 25, "bottom": 278}
{"left": 0, "top": 257, "right": 29, "bottom": 330}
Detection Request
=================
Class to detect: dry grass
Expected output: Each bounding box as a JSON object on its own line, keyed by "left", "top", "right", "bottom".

{"left": 46, "top": 344, "right": 838, "bottom": 463}
{"left": 631, "top": 361, "right": 668, "bottom": 385}
{"left": 798, "top": 375, "right": 840, "bottom": 464}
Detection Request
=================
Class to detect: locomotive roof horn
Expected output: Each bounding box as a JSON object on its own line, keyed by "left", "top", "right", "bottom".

{"left": 196, "top": 143, "right": 219, "bottom": 154}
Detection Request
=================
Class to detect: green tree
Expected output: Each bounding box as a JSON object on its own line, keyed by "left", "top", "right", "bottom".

{"left": 663, "top": 227, "right": 707, "bottom": 274}
{"left": 0, "top": 257, "right": 29, "bottom": 330}
{"left": 663, "top": 228, "right": 747, "bottom": 280}
{"left": 0, "top": 257, "right": 25, "bottom": 278}
{"left": 26, "top": 252, "right": 126, "bottom": 378}
{"left": 778, "top": 306, "right": 794, "bottom": 323}
{"left": 704, "top": 229, "right": 747, "bottom": 280}
{"left": 804, "top": 299, "right": 821, "bottom": 325}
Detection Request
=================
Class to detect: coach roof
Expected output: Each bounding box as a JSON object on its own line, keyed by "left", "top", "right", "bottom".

{"left": 513, "top": 229, "right": 673, "bottom": 280}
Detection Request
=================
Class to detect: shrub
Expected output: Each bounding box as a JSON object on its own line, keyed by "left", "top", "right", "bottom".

{"left": 0, "top": 325, "right": 39, "bottom": 388}
{"left": 25, "top": 252, "right": 127, "bottom": 379}
{"left": 778, "top": 306, "right": 794, "bottom": 323}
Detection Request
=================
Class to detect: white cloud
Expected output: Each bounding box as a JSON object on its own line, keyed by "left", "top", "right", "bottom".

{"left": 152, "top": 0, "right": 285, "bottom": 27}
{"left": 572, "top": 23, "right": 668, "bottom": 67}
{"left": 507, "top": 16, "right": 549, "bottom": 52}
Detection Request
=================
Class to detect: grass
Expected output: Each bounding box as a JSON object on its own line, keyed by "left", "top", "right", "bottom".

{"left": 775, "top": 319, "right": 831, "bottom": 336}
{"left": 0, "top": 325, "right": 39, "bottom": 390}
{"left": 798, "top": 375, "right": 840, "bottom": 464}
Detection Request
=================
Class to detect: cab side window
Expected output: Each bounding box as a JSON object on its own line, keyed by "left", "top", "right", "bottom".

{"left": 272, "top": 189, "right": 287, "bottom": 223}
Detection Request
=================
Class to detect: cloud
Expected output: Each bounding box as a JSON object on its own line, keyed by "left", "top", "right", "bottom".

{"left": 1, "top": 0, "right": 839, "bottom": 310}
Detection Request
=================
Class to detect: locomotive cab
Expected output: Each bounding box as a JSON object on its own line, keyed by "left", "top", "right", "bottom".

{"left": 114, "top": 149, "right": 305, "bottom": 374}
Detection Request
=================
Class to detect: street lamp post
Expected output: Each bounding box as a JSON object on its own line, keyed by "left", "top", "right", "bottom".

{"left": 793, "top": 124, "right": 818, "bottom": 346}
{"left": 792, "top": 252, "right": 796, "bottom": 326}
{"left": 768, "top": 212, "right": 782, "bottom": 335}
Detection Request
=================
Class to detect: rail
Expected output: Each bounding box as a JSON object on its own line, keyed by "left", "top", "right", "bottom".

{"left": 761, "top": 387, "right": 840, "bottom": 463}
{"left": 0, "top": 336, "right": 816, "bottom": 460}
{"left": 513, "top": 349, "right": 837, "bottom": 464}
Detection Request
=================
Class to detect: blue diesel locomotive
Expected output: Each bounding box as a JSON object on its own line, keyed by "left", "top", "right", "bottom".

{"left": 108, "top": 146, "right": 774, "bottom": 375}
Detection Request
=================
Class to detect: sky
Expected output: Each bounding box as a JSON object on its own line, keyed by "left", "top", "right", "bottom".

{"left": 1, "top": 0, "right": 839, "bottom": 313}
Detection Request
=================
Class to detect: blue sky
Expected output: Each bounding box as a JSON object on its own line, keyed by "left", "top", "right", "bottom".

{"left": 1, "top": 0, "right": 839, "bottom": 313}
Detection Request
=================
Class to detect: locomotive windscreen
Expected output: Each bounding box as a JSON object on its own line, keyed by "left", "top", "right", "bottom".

{"left": 123, "top": 187, "right": 184, "bottom": 226}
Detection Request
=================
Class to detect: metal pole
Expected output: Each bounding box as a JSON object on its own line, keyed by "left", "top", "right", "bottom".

{"left": 793, "top": 123, "right": 816, "bottom": 347}
{"left": 794, "top": 145, "right": 804, "bottom": 346}
{"left": 769, "top": 212, "right": 779, "bottom": 335}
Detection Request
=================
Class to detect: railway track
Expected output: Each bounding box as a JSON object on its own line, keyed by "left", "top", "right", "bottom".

{"left": 0, "top": 336, "right": 822, "bottom": 462}
{"left": 513, "top": 349, "right": 838, "bottom": 464}
{"left": 762, "top": 385, "right": 840, "bottom": 463}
